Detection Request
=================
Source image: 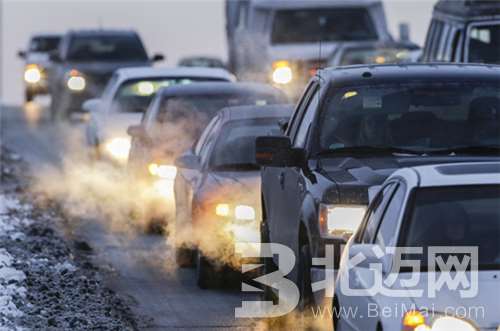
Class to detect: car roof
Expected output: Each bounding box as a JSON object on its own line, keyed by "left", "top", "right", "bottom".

{"left": 157, "top": 82, "right": 286, "bottom": 99}
{"left": 393, "top": 162, "right": 500, "bottom": 188}
{"left": 66, "top": 29, "right": 139, "bottom": 37}
{"left": 434, "top": 0, "right": 500, "bottom": 18}
{"left": 115, "top": 66, "right": 235, "bottom": 82}
{"left": 318, "top": 63, "right": 500, "bottom": 88}
{"left": 218, "top": 104, "right": 294, "bottom": 122}
{"left": 252, "top": 0, "right": 381, "bottom": 10}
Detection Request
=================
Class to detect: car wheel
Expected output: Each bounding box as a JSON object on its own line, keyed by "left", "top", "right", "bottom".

{"left": 175, "top": 246, "right": 195, "bottom": 268}
{"left": 297, "top": 243, "right": 313, "bottom": 312}
{"left": 25, "top": 90, "right": 34, "bottom": 103}
{"left": 196, "top": 250, "right": 217, "bottom": 289}
{"left": 260, "top": 220, "right": 278, "bottom": 302}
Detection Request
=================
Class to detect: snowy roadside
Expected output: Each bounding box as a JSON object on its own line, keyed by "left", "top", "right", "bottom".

{"left": 0, "top": 148, "right": 137, "bottom": 330}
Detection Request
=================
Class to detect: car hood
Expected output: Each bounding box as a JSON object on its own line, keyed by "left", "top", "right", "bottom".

{"left": 319, "top": 155, "right": 500, "bottom": 204}
{"left": 268, "top": 42, "right": 339, "bottom": 62}
{"left": 99, "top": 113, "right": 143, "bottom": 142}
{"left": 65, "top": 61, "right": 150, "bottom": 77}
{"left": 392, "top": 271, "right": 500, "bottom": 329}
{"left": 198, "top": 170, "right": 261, "bottom": 210}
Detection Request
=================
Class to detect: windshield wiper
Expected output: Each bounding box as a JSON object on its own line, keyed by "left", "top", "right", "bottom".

{"left": 426, "top": 145, "right": 500, "bottom": 156}
{"left": 211, "top": 163, "right": 260, "bottom": 171}
{"left": 316, "top": 146, "right": 422, "bottom": 157}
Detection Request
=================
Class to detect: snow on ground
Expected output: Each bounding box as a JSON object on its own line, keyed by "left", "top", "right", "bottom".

{"left": 0, "top": 195, "right": 27, "bottom": 328}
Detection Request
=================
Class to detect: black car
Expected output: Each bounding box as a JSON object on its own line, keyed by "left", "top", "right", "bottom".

{"left": 256, "top": 64, "right": 500, "bottom": 309}
{"left": 126, "top": 82, "right": 287, "bottom": 232}
{"left": 173, "top": 104, "right": 293, "bottom": 288}
{"left": 48, "top": 29, "right": 163, "bottom": 120}
{"left": 18, "top": 33, "right": 61, "bottom": 102}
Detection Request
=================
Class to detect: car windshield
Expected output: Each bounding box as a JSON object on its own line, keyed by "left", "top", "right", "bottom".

{"left": 400, "top": 185, "right": 500, "bottom": 269}
{"left": 317, "top": 82, "right": 500, "bottom": 154}
{"left": 338, "top": 46, "right": 415, "bottom": 66}
{"left": 468, "top": 23, "right": 500, "bottom": 64}
{"left": 146, "top": 92, "right": 284, "bottom": 154}
{"left": 66, "top": 35, "right": 148, "bottom": 62}
{"left": 271, "top": 8, "right": 377, "bottom": 44}
{"left": 209, "top": 118, "right": 285, "bottom": 170}
{"left": 112, "top": 78, "right": 226, "bottom": 113}
{"left": 29, "top": 36, "right": 60, "bottom": 52}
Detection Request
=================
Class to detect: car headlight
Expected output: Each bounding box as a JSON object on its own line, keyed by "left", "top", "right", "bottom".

{"left": 318, "top": 204, "right": 366, "bottom": 239}
{"left": 104, "top": 137, "right": 131, "bottom": 161}
{"left": 215, "top": 203, "right": 256, "bottom": 221}
{"left": 271, "top": 60, "right": 293, "bottom": 85}
{"left": 66, "top": 69, "right": 86, "bottom": 91}
{"left": 148, "top": 163, "right": 177, "bottom": 180}
{"left": 24, "top": 64, "right": 42, "bottom": 83}
{"left": 403, "top": 311, "right": 478, "bottom": 331}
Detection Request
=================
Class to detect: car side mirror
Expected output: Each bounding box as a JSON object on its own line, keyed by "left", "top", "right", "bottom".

{"left": 127, "top": 125, "right": 151, "bottom": 144}
{"left": 151, "top": 53, "right": 165, "bottom": 62}
{"left": 174, "top": 153, "right": 200, "bottom": 170}
{"left": 82, "top": 98, "right": 101, "bottom": 113}
{"left": 368, "top": 185, "right": 382, "bottom": 204}
{"left": 278, "top": 119, "right": 289, "bottom": 133}
{"left": 348, "top": 244, "right": 391, "bottom": 274}
{"left": 49, "top": 51, "right": 61, "bottom": 62}
{"left": 255, "top": 136, "right": 306, "bottom": 168}
{"left": 17, "top": 50, "right": 26, "bottom": 59}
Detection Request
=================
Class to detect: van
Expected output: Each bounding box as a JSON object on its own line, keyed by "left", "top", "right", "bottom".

{"left": 226, "top": 0, "right": 393, "bottom": 98}
{"left": 421, "top": 0, "right": 500, "bottom": 64}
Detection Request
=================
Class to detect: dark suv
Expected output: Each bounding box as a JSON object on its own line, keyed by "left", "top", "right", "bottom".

{"left": 256, "top": 64, "right": 500, "bottom": 308}
{"left": 48, "top": 29, "right": 163, "bottom": 120}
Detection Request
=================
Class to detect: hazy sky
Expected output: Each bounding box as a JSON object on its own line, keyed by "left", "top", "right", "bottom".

{"left": 1, "top": 0, "right": 435, "bottom": 105}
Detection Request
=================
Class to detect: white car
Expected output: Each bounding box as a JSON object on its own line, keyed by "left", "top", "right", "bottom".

{"left": 334, "top": 162, "right": 500, "bottom": 331}
{"left": 83, "top": 66, "right": 235, "bottom": 164}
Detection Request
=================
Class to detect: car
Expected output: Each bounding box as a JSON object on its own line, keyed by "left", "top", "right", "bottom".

{"left": 421, "top": 0, "right": 500, "bottom": 64}
{"left": 173, "top": 104, "right": 293, "bottom": 288}
{"left": 226, "top": 0, "right": 393, "bottom": 99}
{"left": 327, "top": 41, "right": 421, "bottom": 67}
{"left": 255, "top": 63, "right": 500, "bottom": 310}
{"left": 83, "top": 66, "right": 235, "bottom": 164}
{"left": 17, "top": 33, "right": 61, "bottom": 102}
{"left": 178, "top": 56, "right": 227, "bottom": 69}
{"left": 48, "top": 29, "right": 163, "bottom": 120}
{"left": 333, "top": 162, "right": 500, "bottom": 331}
{"left": 126, "top": 82, "right": 287, "bottom": 232}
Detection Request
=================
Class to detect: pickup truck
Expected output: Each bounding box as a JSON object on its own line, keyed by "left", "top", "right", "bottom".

{"left": 256, "top": 63, "right": 500, "bottom": 309}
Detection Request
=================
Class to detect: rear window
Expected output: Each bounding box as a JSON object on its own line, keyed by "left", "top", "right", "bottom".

{"left": 66, "top": 34, "right": 148, "bottom": 62}
{"left": 271, "top": 8, "right": 378, "bottom": 44}
{"left": 468, "top": 23, "right": 500, "bottom": 64}
{"left": 29, "top": 36, "right": 60, "bottom": 53}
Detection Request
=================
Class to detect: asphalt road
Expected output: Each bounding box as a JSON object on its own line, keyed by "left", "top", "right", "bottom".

{"left": 1, "top": 101, "right": 258, "bottom": 331}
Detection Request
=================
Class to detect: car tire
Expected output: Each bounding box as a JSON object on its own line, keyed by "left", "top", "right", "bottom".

{"left": 25, "top": 90, "right": 34, "bottom": 103}
{"left": 260, "top": 220, "right": 278, "bottom": 302}
{"left": 196, "top": 250, "right": 218, "bottom": 289}
{"left": 297, "top": 243, "right": 313, "bottom": 311}
{"left": 175, "top": 247, "right": 195, "bottom": 268}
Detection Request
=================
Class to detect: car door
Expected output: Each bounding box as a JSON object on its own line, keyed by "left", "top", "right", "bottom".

{"left": 265, "top": 82, "right": 317, "bottom": 248}
{"left": 339, "top": 182, "right": 399, "bottom": 331}
{"left": 278, "top": 84, "right": 320, "bottom": 259}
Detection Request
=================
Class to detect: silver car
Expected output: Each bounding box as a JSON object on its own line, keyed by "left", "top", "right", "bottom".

{"left": 334, "top": 162, "right": 500, "bottom": 331}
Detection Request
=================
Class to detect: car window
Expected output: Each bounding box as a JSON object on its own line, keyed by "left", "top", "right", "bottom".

{"left": 66, "top": 34, "right": 148, "bottom": 62}
{"left": 437, "top": 23, "right": 451, "bottom": 61}
{"left": 294, "top": 88, "right": 319, "bottom": 147}
{"left": 422, "top": 20, "right": 437, "bottom": 61}
{"left": 467, "top": 23, "right": 500, "bottom": 64}
{"left": 360, "top": 183, "right": 397, "bottom": 244}
{"left": 448, "top": 27, "right": 462, "bottom": 62}
{"left": 287, "top": 82, "right": 317, "bottom": 137}
{"left": 317, "top": 82, "right": 500, "bottom": 155}
{"left": 194, "top": 116, "right": 219, "bottom": 156}
{"left": 375, "top": 182, "right": 406, "bottom": 248}
{"left": 430, "top": 20, "right": 444, "bottom": 60}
